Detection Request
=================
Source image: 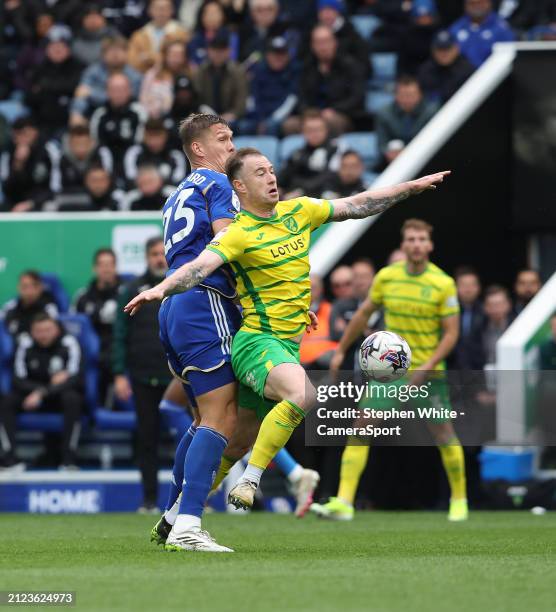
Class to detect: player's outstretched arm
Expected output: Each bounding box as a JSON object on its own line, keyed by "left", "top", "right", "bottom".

{"left": 329, "top": 171, "right": 451, "bottom": 221}
{"left": 330, "top": 298, "right": 377, "bottom": 373}
{"left": 124, "top": 250, "right": 223, "bottom": 316}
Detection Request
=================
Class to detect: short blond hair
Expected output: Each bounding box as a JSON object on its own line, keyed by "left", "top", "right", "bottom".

{"left": 401, "top": 218, "right": 433, "bottom": 239}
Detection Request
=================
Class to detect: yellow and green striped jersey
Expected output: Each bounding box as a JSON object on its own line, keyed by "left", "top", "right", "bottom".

{"left": 370, "top": 261, "right": 459, "bottom": 370}
{"left": 207, "top": 196, "right": 333, "bottom": 338}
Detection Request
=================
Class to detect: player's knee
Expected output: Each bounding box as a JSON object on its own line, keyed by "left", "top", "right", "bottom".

{"left": 287, "top": 383, "right": 317, "bottom": 414}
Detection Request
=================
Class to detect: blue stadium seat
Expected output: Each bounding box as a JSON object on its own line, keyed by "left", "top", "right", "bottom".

{"left": 365, "top": 90, "right": 394, "bottom": 114}
{"left": 0, "top": 321, "right": 13, "bottom": 395}
{"left": 338, "top": 132, "right": 379, "bottom": 170}
{"left": 40, "top": 272, "right": 70, "bottom": 313}
{"left": 370, "top": 52, "right": 398, "bottom": 88}
{"left": 362, "top": 171, "right": 379, "bottom": 187}
{"left": 279, "top": 134, "right": 305, "bottom": 167}
{"left": 15, "top": 314, "right": 98, "bottom": 433}
{"left": 160, "top": 402, "right": 193, "bottom": 441}
{"left": 233, "top": 135, "right": 279, "bottom": 167}
{"left": 350, "top": 15, "right": 383, "bottom": 40}
{"left": 94, "top": 391, "right": 137, "bottom": 431}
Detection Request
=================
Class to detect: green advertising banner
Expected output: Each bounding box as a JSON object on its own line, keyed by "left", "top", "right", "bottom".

{"left": 0, "top": 212, "right": 163, "bottom": 304}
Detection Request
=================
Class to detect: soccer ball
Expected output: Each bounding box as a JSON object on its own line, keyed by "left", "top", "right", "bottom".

{"left": 359, "top": 331, "right": 411, "bottom": 382}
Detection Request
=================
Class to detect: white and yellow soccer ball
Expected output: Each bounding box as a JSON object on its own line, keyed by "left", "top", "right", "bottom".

{"left": 359, "top": 331, "right": 411, "bottom": 383}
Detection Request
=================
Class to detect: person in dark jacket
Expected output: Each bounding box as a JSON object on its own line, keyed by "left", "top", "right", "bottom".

{"left": 25, "top": 25, "right": 84, "bottom": 137}
{"left": 71, "top": 3, "right": 120, "bottom": 66}
{"left": 418, "top": 30, "right": 474, "bottom": 105}
{"left": 0, "top": 117, "right": 51, "bottom": 212}
{"left": 321, "top": 150, "right": 367, "bottom": 199}
{"left": 122, "top": 118, "right": 187, "bottom": 188}
{"left": 375, "top": 75, "right": 438, "bottom": 166}
{"left": 298, "top": 24, "right": 366, "bottom": 134}
{"left": 112, "top": 237, "right": 171, "bottom": 512}
{"left": 278, "top": 109, "right": 343, "bottom": 198}
{"left": 1, "top": 270, "right": 58, "bottom": 340}
{"left": 448, "top": 267, "right": 486, "bottom": 370}
{"left": 73, "top": 248, "right": 122, "bottom": 404}
{"left": 238, "top": 35, "right": 300, "bottom": 136}
{"left": 122, "top": 165, "right": 175, "bottom": 211}
{"left": 89, "top": 71, "right": 147, "bottom": 170}
{"left": 0, "top": 313, "right": 84, "bottom": 468}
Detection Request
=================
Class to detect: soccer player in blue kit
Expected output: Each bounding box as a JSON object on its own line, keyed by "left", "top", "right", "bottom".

{"left": 152, "top": 114, "right": 318, "bottom": 552}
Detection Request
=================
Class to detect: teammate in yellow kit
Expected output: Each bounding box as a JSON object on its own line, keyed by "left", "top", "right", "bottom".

{"left": 311, "top": 218, "right": 468, "bottom": 522}
{"left": 125, "top": 149, "right": 451, "bottom": 517}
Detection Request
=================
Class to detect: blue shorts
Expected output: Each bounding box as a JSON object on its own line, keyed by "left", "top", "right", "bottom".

{"left": 158, "top": 287, "right": 241, "bottom": 406}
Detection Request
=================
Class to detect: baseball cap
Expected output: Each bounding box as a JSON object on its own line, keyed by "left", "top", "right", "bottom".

{"left": 432, "top": 30, "right": 456, "bottom": 49}
{"left": 318, "top": 0, "right": 345, "bottom": 13}
{"left": 46, "top": 24, "right": 72, "bottom": 44}
{"left": 266, "top": 36, "right": 288, "bottom": 54}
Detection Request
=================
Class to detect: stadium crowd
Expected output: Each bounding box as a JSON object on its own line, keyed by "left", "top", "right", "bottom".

{"left": 1, "top": 0, "right": 556, "bottom": 212}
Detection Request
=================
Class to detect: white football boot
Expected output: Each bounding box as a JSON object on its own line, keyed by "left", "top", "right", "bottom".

{"left": 165, "top": 527, "right": 234, "bottom": 553}
{"left": 293, "top": 469, "right": 320, "bottom": 518}
{"left": 228, "top": 480, "right": 258, "bottom": 510}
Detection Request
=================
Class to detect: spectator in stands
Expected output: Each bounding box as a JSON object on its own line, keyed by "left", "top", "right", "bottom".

{"left": 188, "top": 0, "right": 240, "bottom": 68}
{"left": 162, "top": 75, "right": 200, "bottom": 151}
{"left": 540, "top": 312, "right": 556, "bottom": 370}
{"left": 90, "top": 72, "right": 147, "bottom": 170}
{"left": 44, "top": 125, "right": 113, "bottom": 207}
{"left": 123, "top": 118, "right": 186, "bottom": 188}
{"left": 25, "top": 25, "right": 83, "bottom": 137}
{"left": 101, "top": 0, "right": 148, "bottom": 37}
{"left": 59, "top": 165, "right": 121, "bottom": 212}
{"left": 139, "top": 39, "right": 190, "bottom": 118}
{"left": 71, "top": 35, "right": 143, "bottom": 124}
{"left": 14, "top": 10, "right": 55, "bottom": 94}
{"left": 298, "top": 25, "right": 366, "bottom": 134}
{"left": 238, "top": 0, "right": 298, "bottom": 65}
{"left": 330, "top": 258, "right": 375, "bottom": 368}
{"left": 388, "top": 248, "right": 407, "bottom": 264}
{"left": 122, "top": 165, "right": 175, "bottom": 210}
{"left": 72, "top": 3, "right": 120, "bottom": 66}
{"left": 238, "top": 35, "right": 299, "bottom": 136}
{"left": 316, "top": 0, "right": 371, "bottom": 76}
{"left": 449, "top": 0, "right": 515, "bottom": 69}
{"left": 321, "top": 150, "right": 367, "bottom": 199}
{"left": 397, "top": 0, "right": 440, "bottom": 75}
{"left": 279, "top": 110, "right": 342, "bottom": 198}
{"left": 418, "top": 30, "right": 474, "bottom": 105}
{"left": 127, "top": 0, "right": 188, "bottom": 73}
{"left": 74, "top": 248, "right": 122, "bottom": 404}
{"left": 375, "top": 75, "right": 438, "bottom": 167}
{"left": 513, "top": 269, "right": 542, "bottom": 315}
{"left": 300, "top": 274, "right": 338, "bottom": 368}
{"left": 1, "top": 313, "right": 85, "bottom": 469}
{"left": 193, "top": 31, "right": 248, "bottom": 127}
{"left": 482, "top": 285, "right": 514, "bottom": 365}
{"left": 1, "top": 271, "right": 59, "bottom": 339}
{"left": 112, "top": 236, "right": 171, "bottom": 512}
{"left": 448, "top": 266, "right": 485, "bottom": 370}
{"left": 329, "top": 264, "right": 354, "bottom": 301}
{"left": 0, "top": 117, "right": 51, "bottom": 213}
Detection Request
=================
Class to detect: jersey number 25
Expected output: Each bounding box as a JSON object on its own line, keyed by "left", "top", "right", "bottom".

{"left": 163, "top": 188, "right": 195, "bottom": 255}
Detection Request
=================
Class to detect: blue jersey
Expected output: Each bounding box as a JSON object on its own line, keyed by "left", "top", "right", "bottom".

{"left": 162, "top": 168, "right": 239, "bottom": 298}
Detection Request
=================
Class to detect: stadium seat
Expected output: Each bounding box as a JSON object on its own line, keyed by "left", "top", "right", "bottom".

{"left": 366, "top": 90, "right": 394, "bottom": 114}
{"left": 362, "top": 171, "right": 379, "bottom": 187}
{"left": 0, "top": 321, "right": 13, "bottom": 395}
{"left": 40, "top": 272, "right": 70, "bottom": 313}
{"left": 370, "top": 52, "right": 398, "bottom": 88}
{"left": 338, "top": 132, "right": 379, "bottom": 170}
{"left": 350, "top": 15, "right": 383, "bottom": 40}
{"left": 160, "top": 402, "right": 193, "bottom": 440}
{"left": 233, "top": 135, "right": 279, "bottom": 168}
{"left": 15, "top": 314, "right": 98, "bottom": 433}
{"left": 279, "top": 134, "right": 305, "bottom": 167}
{"left": 94, "top": 390, "right": 137, "bottom": 431}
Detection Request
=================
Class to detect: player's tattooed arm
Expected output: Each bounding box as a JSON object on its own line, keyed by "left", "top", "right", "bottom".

{"left": 124, "top": 250, "right": 223, "bottom": 316}
{"left": 330, "top": 171, "right": 451, "bottom": 221}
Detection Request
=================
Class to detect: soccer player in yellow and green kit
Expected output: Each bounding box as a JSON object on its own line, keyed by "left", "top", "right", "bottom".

{"left": 124, "top": 148, "right": 450, "bottom": 517}
{"left": 311, "top": 218, "right": 468, "bottom": 522}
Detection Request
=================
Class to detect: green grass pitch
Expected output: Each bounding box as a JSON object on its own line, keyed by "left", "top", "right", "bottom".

{"left": 1, "top": 511, "right": 554, "bottom": 611}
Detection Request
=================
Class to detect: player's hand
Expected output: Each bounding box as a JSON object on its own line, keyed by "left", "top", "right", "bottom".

{"left": 114, "top": 375, "right": 132, "bottom": 402}
{"left": 306, "top": 310, "right": 319, "bottom": 333}
{"left": 124, "top": 286, "right": 165, "bottom": 316}
{"left": 409, "top": 171, "right": 451, "bottom": 194}
{"left": 23, "top": 390, "right": 43, "bottom": 411}
{"left": 51, "top": 371, "right": 69, "bottom": 386}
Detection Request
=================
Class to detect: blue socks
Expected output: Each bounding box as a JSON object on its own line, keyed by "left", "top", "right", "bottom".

{"left": 273, "top": 448, "right": 299, "bottom": 477}
{"left": 165, "top": 424, "right": 197, "bottom": 512}
{"left": 179, "top": 426, "right": 228, "bottom": 518}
